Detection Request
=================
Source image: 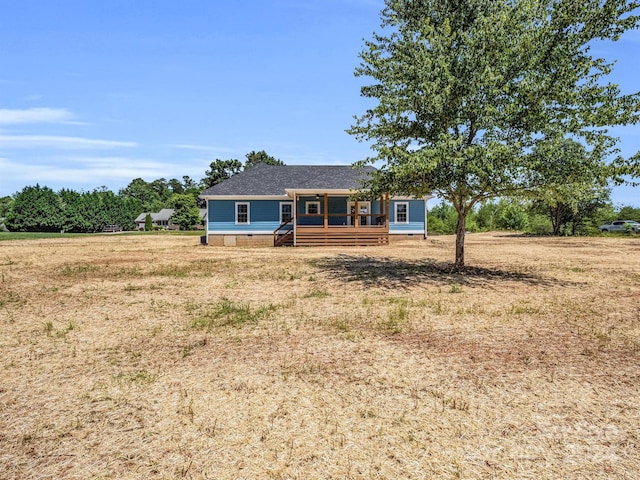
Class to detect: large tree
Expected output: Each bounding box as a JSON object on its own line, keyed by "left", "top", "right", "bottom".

{"left": 349, "top": 0, "right": 640, "bottom": 268}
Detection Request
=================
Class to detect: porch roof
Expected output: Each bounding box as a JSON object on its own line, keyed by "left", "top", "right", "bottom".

{"left": 200, "top": 163, "right": 375, "bottom": 197}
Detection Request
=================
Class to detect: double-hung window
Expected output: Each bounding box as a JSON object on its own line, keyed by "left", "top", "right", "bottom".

{"left": 280, "top": 202, "right": 293, "bottom": 224}
{"left": 395, "top": 202, "right": 409, "bottom": 224}
{"left": 235, "top": 202, "right": 249, "bottom": 224}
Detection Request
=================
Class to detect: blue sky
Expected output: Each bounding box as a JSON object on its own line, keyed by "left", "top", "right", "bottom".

{"left": 1, "top": 0, "right": 638, "bottom": 206}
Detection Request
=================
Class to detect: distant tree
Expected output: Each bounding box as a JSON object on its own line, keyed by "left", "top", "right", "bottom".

{"left": 428, "top": 201, "right": 458, "bottom": 234}
{"left": 0, "top": 196, "right": 13, "bottom": 218}
{"left": 527, "top": 139, "right": 612, "bottom": 235}
{"left": 119, "top": 178, "right": 163, "bottom": 212}
{"left": 617, "top": 205, "right": 640, "bottom": 221}
{"left": 475, "top": 201, "right": 501, "bottom": 232}
{"left": 149, "top": 178, "right": 172, "bottom": 203}
{"left": 200, "top": 152, "right": 285, "bottom": 190}
{"left": 168, "top": 178, "right": 185, "bottom": 195}
{"left": 144, "top": 213, "right": 153, "bottom": 231}
{"left": 244, "top": 150, "right": 284, "bottom": 169}
{"left": 170, "top": 194, "right": 202, "bottom": 230}
{"left": 181, "top": 175, "right": 203, "bottom": 207}
{"left": 6, "top": 185, "right": 64, "bottom": 232}
{"left": 182, "top": 175, "right": 198, "bottom": 190}
{"left": 59, "top": 189, "right": 92, "bottom": 232}
{"left": 201, "top": 159, "right": 243, "bottom": 189}
{"left": 98, "top": 188, "right": 139, "bottom": 231}
{"left": 497, "top": 200, "right": 529, "bottom": 231}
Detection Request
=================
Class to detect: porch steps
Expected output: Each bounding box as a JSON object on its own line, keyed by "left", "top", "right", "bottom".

{"left": 274, "top": 230, "right": 294, "bottom": 247}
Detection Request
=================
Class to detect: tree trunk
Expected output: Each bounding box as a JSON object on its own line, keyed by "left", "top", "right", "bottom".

{"left": 455, "top": 211, "right": 466, "bottom": 270}
{"left": 550, "top": 206, "right": 561, "bottom": 236}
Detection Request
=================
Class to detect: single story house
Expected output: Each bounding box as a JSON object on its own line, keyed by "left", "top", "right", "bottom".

{"left": 199, "top": 164, "right": 432, "bottom": 247}
{"left": 134, "top": 208, "right": 207, "bottom": 231}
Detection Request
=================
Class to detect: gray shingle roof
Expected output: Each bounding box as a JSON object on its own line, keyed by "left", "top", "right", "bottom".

{"left": 200, "top": 164, "right": 375, "bottom": 196}
{"left": 134, "top": 209, "right": 175, "bottom": 223}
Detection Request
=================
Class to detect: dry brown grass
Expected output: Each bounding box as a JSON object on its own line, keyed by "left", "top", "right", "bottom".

{"left": 1, "top": 233, "right": 639, "bottom": 479}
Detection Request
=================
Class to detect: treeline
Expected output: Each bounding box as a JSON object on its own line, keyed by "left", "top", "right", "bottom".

{"left": 0, "top": 150, "right": 283, "bottom": 233}
{"left": 0, "top": 174, "right": 207, "bottom": 233}
{"left": 1, "top": 147, "right": 637, "bottom": 235}
{"left": 429, "top": 198, "right": 640, "bottom": 236}
{"left": 2, "top": 186, "right": 141, "bottom": 233}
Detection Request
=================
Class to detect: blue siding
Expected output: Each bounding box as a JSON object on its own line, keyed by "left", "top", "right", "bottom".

{"left": 207, "top": 197, "right": 426, "bottom": 235}
{"left": 389, "top": 199, "right": 425, "bottom": 233}
{"left": 296, "top": 196, "right": 385, "bottom": 226}
{"left": 208, "top": 199, "right": 281, "bottom": 233}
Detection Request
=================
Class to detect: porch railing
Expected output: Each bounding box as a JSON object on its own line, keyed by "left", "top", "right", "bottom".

{"left": 273, "top": 218, "right": 294, "bottom": 246}
{"left": 296, "top": 213, "right": 388, "bottom": 228}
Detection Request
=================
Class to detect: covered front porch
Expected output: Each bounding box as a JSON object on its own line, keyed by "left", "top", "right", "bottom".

{"left": 274, "top": 191, "right": 390, "bottom": 246}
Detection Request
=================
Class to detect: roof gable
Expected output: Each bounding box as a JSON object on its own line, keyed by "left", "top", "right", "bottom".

{"left": 200, "top": 164, "right": 375, "bottom": 197}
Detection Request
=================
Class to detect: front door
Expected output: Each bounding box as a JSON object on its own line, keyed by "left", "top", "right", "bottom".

{"left": 347, "top": 201, "right": 371, "bottom": 226}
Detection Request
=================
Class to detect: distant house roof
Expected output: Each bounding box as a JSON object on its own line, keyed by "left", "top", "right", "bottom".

{"left": 134, "top": 212, "right": 148, "bottom": 223}
{"left": 135, "top": 208, "right": 207, "bottom": 224}
{"left": 200, "top": 164, "right": 376, "bottom": 197}
{"left": 154, "top": 209, "right": 174, "bottom": 222}
{"left": 134, "top": 209, "right": 175, "bottom": 223}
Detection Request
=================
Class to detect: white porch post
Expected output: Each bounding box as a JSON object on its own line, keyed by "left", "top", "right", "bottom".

{"left": 293, "top": 192, "right": 298, "bottom": 246}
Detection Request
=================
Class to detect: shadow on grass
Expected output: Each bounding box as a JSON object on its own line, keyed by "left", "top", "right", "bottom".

{"left": 312, "top": 254, "right": 567, "bottom": 289}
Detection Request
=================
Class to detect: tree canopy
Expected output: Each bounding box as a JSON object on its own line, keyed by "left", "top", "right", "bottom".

{"left": 349, "top": 0, "right": 640, "bottom": 268}
{"left": 244, "top": 150, "right": 284, "bottom": 169}
{"left": 169, "top": 194, "right": 202, "bottom": 231}
{"left": 201, "top": 151, "right": 284, "bottom": 189}
{"left": 5, "top": 186, "right": 140, "bottom": 233}
{"left": 201, "top": 159, "right": 244, "bottom": 189}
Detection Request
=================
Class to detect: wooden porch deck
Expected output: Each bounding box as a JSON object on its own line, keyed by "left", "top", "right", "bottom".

{"left": 295, "top": 226, "right": 389, "bottom": 246}
{"left": 274, "top": 218, "right": 389, "bottom": 247}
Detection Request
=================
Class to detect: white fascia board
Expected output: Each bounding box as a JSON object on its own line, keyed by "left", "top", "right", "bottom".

{"left": 284, "top": 189, "right": 367, "bottom": 197}
{"left": 200, "top": 195, "right": 290, "bottom": 200}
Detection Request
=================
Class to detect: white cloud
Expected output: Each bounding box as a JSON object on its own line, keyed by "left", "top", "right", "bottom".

{"left": 172, "top": 143, "right": 235, "bottom": 153}
{"left": 0, "top": 155, "right": 205, "bottom": 196}
{"left": 0, "top": 135, "right": 137, "bottom": 149}
{"left": 0, "top": 108, "right": 76, "bottom": 125}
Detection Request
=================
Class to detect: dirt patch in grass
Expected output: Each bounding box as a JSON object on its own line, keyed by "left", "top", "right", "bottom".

{"left": 1, "top": 233, "right": 639, "bottom": 479}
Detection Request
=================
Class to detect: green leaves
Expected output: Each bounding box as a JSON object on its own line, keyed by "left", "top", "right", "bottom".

{"left": 169, "top": 194, "right": 202, "bottom": 231}
{"left": 350, "top": 0, "right": 640, "bottom": 267}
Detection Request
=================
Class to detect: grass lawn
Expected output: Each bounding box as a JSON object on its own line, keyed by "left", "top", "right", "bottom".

{"left": 0, "top": 230, "right": 203, "bottom": 241}
{"left": 0, "top": 233, "right": 638, "bottom": 479}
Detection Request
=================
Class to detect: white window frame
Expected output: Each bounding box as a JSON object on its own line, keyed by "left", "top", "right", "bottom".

{"left": 395, "top": 202, "right": 409, "bottom": 224}
{"left": 305, "top": 201, "right": 320, "bottom": 215}
{"left": 235, "top": 202, "right": 250, "bottom": 224}
{"left": 280, "top": 202, "right": 293, "bottom": 224}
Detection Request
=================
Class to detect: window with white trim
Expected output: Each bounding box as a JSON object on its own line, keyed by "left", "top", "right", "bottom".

{"left": 395, "top": 202, "right": 409, "bottom": 224}
{"left": 235, "top": 202, "right": 249, "bottom": 224}
{"left": 305, "top": 201, "right": 320, "bottom": 215}
{"left": 280, "top": 202, "right": 293, "bottom": 223}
